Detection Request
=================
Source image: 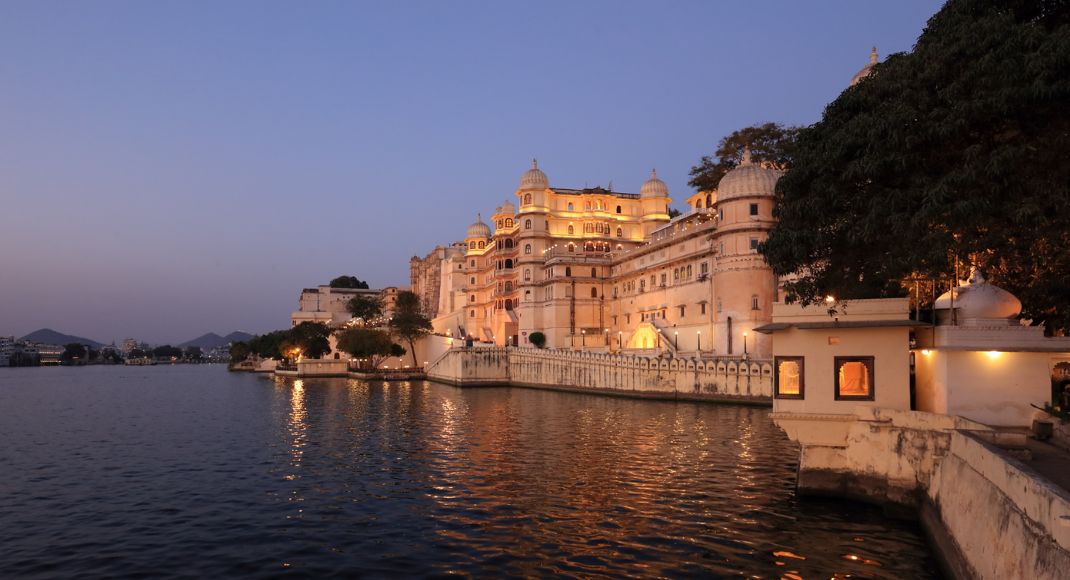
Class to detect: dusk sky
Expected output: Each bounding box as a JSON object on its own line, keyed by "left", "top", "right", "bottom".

{"left": 1, "top": 1, "right": 942, "bottom": 344}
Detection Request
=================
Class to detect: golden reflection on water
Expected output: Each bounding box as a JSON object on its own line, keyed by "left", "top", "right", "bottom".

{"left": 285, "top": 380, "right": 307, "bottom": 485}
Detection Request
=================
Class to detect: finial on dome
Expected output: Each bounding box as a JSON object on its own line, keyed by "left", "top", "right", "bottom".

{"left": 870, "top": 47, "right": 878, "bottom": 65}
{"left": 532, "top": 158, "right": 538, "bottom": 169}
{"left": 650, "top": 168, "right": 657, "bottom": 178}
{"left": 477, "top": 212, "right": 481, "bottom": 221}
{"left": 967, "top": 268, "right": 986, "bottom": 285}
{"left": 741, "top": 146, "right": 752, "bottom": 165}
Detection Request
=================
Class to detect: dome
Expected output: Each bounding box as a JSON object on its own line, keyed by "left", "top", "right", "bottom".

{"left": 520, "top": 159, "right": 549, "bottom": 189}
{"left": 850, "top": 47, "right": 879, "bottom": 86}
{"left": 466, "top": 214, "right": 491, "bottom": 239}
{"left": 716, "top": 147, "right": 782, "bottom": 201}
{"left": 640, "top": 169, "right": 669, "bottom": 198}
{"left": 499, "top": 199, "right": 515, "bottom": 215}
{"left": 934, "top": 269, "right": 1022, "bottom": 323}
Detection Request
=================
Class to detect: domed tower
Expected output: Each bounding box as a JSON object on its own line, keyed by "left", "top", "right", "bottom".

{"left": 711, "top": 148, "right": 782, "bottom": 358}
{"left": 639, "top": 169, "right": 671, "bottom": 237}
{"left": 465, "top": 214, "right": 491, "bottom": 254}
{"left": 517, "top": 159, "right": 550, "bottom": 211}
{"left": 850, "top": 47, "right": 878, "bottom": 86}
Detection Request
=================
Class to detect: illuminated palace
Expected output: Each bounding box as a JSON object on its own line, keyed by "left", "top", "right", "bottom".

{"left": 410, "top": 153, "right": 782, "bottom": 358}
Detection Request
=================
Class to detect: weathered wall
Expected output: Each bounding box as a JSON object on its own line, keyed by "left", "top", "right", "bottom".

{"left": 916, "top": 349, "right": 1050, "bottom": 427}
{"left": 425, "top": 346, "right": 772, "bottom": 402}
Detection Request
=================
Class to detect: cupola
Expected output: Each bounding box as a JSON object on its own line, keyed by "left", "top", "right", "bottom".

{"left": 640, "top": 168, "right": 669, "bottom": 199}
{"left": 934, "top": 269, "right": 1022, "bottom": 326}
{"left": 519, "top": 159, "right": 549, "bottom": 190}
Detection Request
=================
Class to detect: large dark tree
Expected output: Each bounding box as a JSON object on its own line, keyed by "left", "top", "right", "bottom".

{"left": 329, "top": 275, "right": 370, "bottom": 289}
{"left": 229, "top": 342, "right": 250, "bottom": 363}
{"left": 335, "top": 327, "right": 405, "bottom": 369}
{"left": 285, "top": 322, "right": 332, "bottom": 359}
{"left": 389, "top": 291, "right": 432, "bottom": 367}
{"left": 61, "top": 343, "right": 87, "bottom": 363}
{"left": 247, "top": 330, "right": 290, "bottom": 360}
{"left": 688, "top": 122, "right": 799, "bottom": 192}
{"left": 346, "top": 294, "right": 383, "bottom": 324}
{"left": 762, "top": 0, "right": 1070, "bottom": 333}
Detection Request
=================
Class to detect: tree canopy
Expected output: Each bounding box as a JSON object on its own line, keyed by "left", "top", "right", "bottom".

{"left": 761, "top": 0, "right": 1070, "bottom": 332}
{"left": 329, "top": 275, "right": 370, "bottom": 289}
{"left": 284, "top": 322, "right": 332, "bottom": 359}
{"left": 688, "top": 122, "right": 799, "bottom": 192}
{"left": 335, "top": 327, "right": 405, "bottom": 369}
{"left": 346, "top": 294, "right": 383, "bottom": 324}
{"left": 389, "top": 290, "right": 432, "bottom": 367}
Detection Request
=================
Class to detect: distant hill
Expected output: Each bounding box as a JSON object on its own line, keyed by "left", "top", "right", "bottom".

{"left": 179, "top": 331, "right": 255, "bottom": 349}
{"left": 20, "top": 328, "right": 104, "bottom": 348}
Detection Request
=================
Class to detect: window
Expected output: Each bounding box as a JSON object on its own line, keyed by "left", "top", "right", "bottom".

{"left": 590, "top": 287, "right": 598, "bottom": 298}
{"left": 478, "top": 241, "right": 485, "bottom": 249}
{"left": 565, "top": 267, "right": 572, "bottom": 277}
{"left": 718, "top": 208, "right": 724, "bottom": 221}
{"left": 616, "top": 227, "right": 623, "bottom": 237}
{"left": 701, "top": 262, "right": 708, "bottom": 275}
{"left": 505, "top": 259, "right": 513, "bottom": 269}
{"left": 616, "top": 205, "right": 622, "bottom": 214}
{"left": 470, "top": 277, "right": 475, "bottom": 284}
{"left": 749, "top": 238, "right": 759, "bottom": 251}
{"left": 505, "top": 218, "right": 513, "bottom": 228}
{"left": 504, "top": 239, "right": 513, "bottom": 249}
{"left": 470, "top": 295, "right": 476, "bottom": 302}
{"left": 497, "top": 219, "right": 503, "bottom": 228}
{"left": 700, "top": 303, "right": 707, "bottom": 315}
{"left": 835, "top": 357, "right": 875, "bottom": 400}
{"left": 591, "top": 267, "right": 597, "bottom": 278}
{"left": 523, "top": 193, "right": 532, "bottom": 205}
{"left": 679, "top": 305, "right": 686, "bottom": 317}
{"left": 774, "top": 356, "right": 804, "bottom": 399}
{"left": 469, "top": 242, "right": 475, "bottom": 249}
{"left": 524, "top": 243, "right": 531, "bottom": 254}
{"left": 660, "top": 273, "right": 666, "bottom": 286}
{"left": 567, "top": 203, "right": 574, "bottom": 211}
{"left": 749, "top": 203, "right": 759, "bottom": 216}
{"left": 470, "top": 309, "right": 475, "bottom": 317}
{"left": 585, "top": 202, "right": 591, "bottom": 211}
{"left": 470, "top": 260, "right": 476, "bottom": 267}
{"left": 719, "top": 242, "right": 725, "bottom": 255}
{"left": 525, "top": 219, "right": 532, "bottom": 229}
{"left": 568, "top": 225, "right": 574, "bottom": 235}
{"left": 524, "top": 269, "right": 531, "bottom": 281}
{"left": 751, "top": 294, "right": 759, "bottom": 310}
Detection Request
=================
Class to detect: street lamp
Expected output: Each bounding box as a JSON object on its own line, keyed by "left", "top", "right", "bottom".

{"left": 743, "top": 331, "right": 749, "bottom": 358}
{"left": 581, "top": 329, "right": 586, "bottom": 347}
{"left": 674, "top": 330, "right": 678, "bottom": 350}
{"left": 604, "top": 328, "right": 609, "bottom": 348}
{"left": 618, "top": 330, "right": 623, "bottom": 350}
{"left": 697, "top": 330, "right": 701, "bottom": 352}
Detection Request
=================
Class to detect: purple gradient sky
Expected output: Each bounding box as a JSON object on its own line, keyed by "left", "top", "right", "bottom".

{"left": 0, "top": 1, "right": 942, "bottom": 344}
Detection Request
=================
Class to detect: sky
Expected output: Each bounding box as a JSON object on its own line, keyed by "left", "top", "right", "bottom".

{"left": 0, "top": 0, "right": 944, "bottom": 344}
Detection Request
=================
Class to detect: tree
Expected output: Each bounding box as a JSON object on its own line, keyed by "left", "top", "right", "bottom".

{"left": 688, "top": 122, "right": 800, "bottom": 192}
{"left": 229, "top": 342, "right": 250, "bottom": 362}
{"left": 389, "top": 290, "right": 432, "bottom": 367}
{"left": 761, "top": 0, "right": 1070, "bottom": 333}
{"left": 247, "top": 330, "right": 289, "bottom": 360}
{"left": 61, "top": 343, "right": 87, "bottom": 363}
{"left": 152, "top": 345, "right": 183, "bottom": 360}
{"left": 529, "top": 331, "right": 546, "bottom": 348}
{"left": 335, "top": 327, "right": 406, "bottom": 369}
{"left": 329, "top": 275, "right": 370, "bottom": 289}
{"left": 184, "top": 346, "right": 203, "bottom": 361}
{"left": 346, "top": 294, "right": 383, "bottom": 325}
{"left": 286, "top": 322, "right": 332, "bottom": 359}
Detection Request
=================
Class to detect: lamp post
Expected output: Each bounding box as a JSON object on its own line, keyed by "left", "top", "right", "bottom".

{"left": 618, "top": 330, "right": 623, "bottom": 350}
{"left": 604, "top": 328, "right": 609, "bottom": 349}
{"left": 697, "top": 330, "right": 701, "bottom": 352}
{"left": 581, "top": 329, "right": 586, "bottom": 347}
{"left": 743, "top": 331, "right": 749, "bottom": 358}
{"left": 674, "top": 330, "right": 678, "bottom": 351}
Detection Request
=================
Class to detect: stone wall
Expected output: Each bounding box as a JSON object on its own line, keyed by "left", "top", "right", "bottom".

{"left": 427, "top": 347, "right": 772, "bottom": 403}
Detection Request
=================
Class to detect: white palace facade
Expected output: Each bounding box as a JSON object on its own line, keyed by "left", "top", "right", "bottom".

{"left": 411, "top": 152, "right": 782, "bottom": 359}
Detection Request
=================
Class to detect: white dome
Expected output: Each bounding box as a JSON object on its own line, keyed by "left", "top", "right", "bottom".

{"left": 716, "top": 147, "right": 782, "bottom": 201}
{"left": 935, "top": 269, "right": 1022, "bottom": 323}
{"left": 499, "top": 199, "right": 515, "bottom": 214}
{"left": 850, "top": 47, "right": 879, "bottom": 86}
{"left": 520, "top": 159, "right": 549, "bottom": 189}
{"left": 640, "top": 169, "right": 669, "bottom": 198}
{"left": 466, "top": 214, "right": 491, "bottom": 239}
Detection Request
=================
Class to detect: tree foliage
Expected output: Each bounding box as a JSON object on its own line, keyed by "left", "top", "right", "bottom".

{"left": 229, "top": 342, "right": 250, "bottom": 362}
{"left": 688, "top": 122, "right": 800, "bottom": 192}
{"left": 329, "top": 275, "right": 370, "bottom": 289}
{"left": 61, "top": 343, "right": 87, "bottom": 362}
{"left": 247, "top": 330, "right": 290, "bottom": 360}
{"left": 335, "top": 327, "right": 405, "bottom": 369}
{"left": 152, "top": 345, "right": 183, "bottom": 359}
{"left": 762, "top": 0, "right": 1070, "bottom": 332}
{"left": 528, "top": 331, "right": 546, "bottom": 348}
{"left": 346, "top": 294, "right": 383, "bottom": 324}
{"left": 285, "top": 322, "right": 332, "bottom": 359}
{"left": 389, "top": 290, "right": 432, "bottom": 367}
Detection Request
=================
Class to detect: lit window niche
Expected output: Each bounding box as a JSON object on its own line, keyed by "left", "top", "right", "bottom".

{"left": 835, "top": 356, "right": 875, "bottom": 401}
{"left": 774, "top": 356, "right": 804, "bottom": 399}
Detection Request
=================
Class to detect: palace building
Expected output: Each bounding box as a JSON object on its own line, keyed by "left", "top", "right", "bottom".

{"left": 410, "top": 152, "right": 783, "bottom": 358}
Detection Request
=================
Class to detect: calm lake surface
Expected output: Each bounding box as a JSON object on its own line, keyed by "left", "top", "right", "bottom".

{"left": 0, "top": 365, "right": 942, "bottom": 578}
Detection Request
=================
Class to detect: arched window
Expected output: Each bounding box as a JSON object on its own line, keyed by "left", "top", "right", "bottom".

{"left": 568, "top": 225, "right": 574, "bottom": 235}
{"left": 591, "top": 267, "right": 597, "bottom": 278}
{"left": 616, "top": 227, "right": 623, "bottom": 237}
{"left": 585, "top": 201, "right": 591, "bottom": 211}
{"left": 469, "top": 241, "right": 475, "bottom": 249}
{"left": 524, "top": 268, "right": 531, "bottom": 281}
{"left": 591, "top": 287, "right": 598, "bottom": 298}
{"left": 567, "top": 202, "right": 574, "bottom": 211}
{"left": 616, "top": 205, "right": 622, "bottom": 214}
{"left": 568, "top": 243, "right": 575, "bottom": 253}
{"left": 470, "top": 295, "right": 476, "bottom": 302}
{"left": 565, "top": 267, "right": 572, "bottom": 277}
{"left": 696, "top": 199, "right": 703, "bottom": 209}
{"left": 505, "top": 239, "right": 513, "bottom": 249}
{"left": 706, "top": 194, "right": 712, "bottom": 207}
{"left": 505, "top": 259, "right": 513, "bottom": 269}
{"left": 505, "top": 218, "right": 513, "bottom": 228}
{"left": 478, "top": 241, "right": 485, "bottom": 249}
{"left": 524, "top": 219, "right": 532, "bottom": 230}
{"left": 595, "top": 223, "right": 603, "bottom": 234}
{"left": 497, "top": 219, "right": 503, "bottom": 228}
{"left": 584, "top": 242, "right": 594, "bottom": 252}
{"left": 470, "top": 309, "right": 475, "bottom": 317}
{"left": 470, "top": 277, "right": 475, "bottom": 284}
{"left": 524, "top": 244, "right": 531, "bottom": 254}
{"left": 505, "top": 281, "right": 513, "bottom": 292}
{"left": 523, "top": 193, "right": 532, "bottom": 205}
{"left": 752, "top": 294, "right": 760, "bottom": 310}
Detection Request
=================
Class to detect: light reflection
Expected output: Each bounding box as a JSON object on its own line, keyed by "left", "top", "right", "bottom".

{"left": 285, "top": 380, "right": 308, "bottom": 483}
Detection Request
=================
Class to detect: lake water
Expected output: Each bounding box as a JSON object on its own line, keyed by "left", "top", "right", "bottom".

{"left": 0, "top": 365, "right": 942, "bottom": 578}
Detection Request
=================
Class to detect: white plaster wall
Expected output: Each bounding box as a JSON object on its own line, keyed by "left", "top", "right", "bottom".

{"left": 919, "top": 350, "right": 1049, "bottom": 427}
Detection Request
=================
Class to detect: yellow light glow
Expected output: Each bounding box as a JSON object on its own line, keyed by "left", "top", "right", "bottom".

{"left": 825, "top": 295, "right": 836, "bottom": 303}
{"left": 921, "top": 349, "right": 931, "bottom": 355}
{"left": 986, "top": 351, "right": 1001, "bottom": 360}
